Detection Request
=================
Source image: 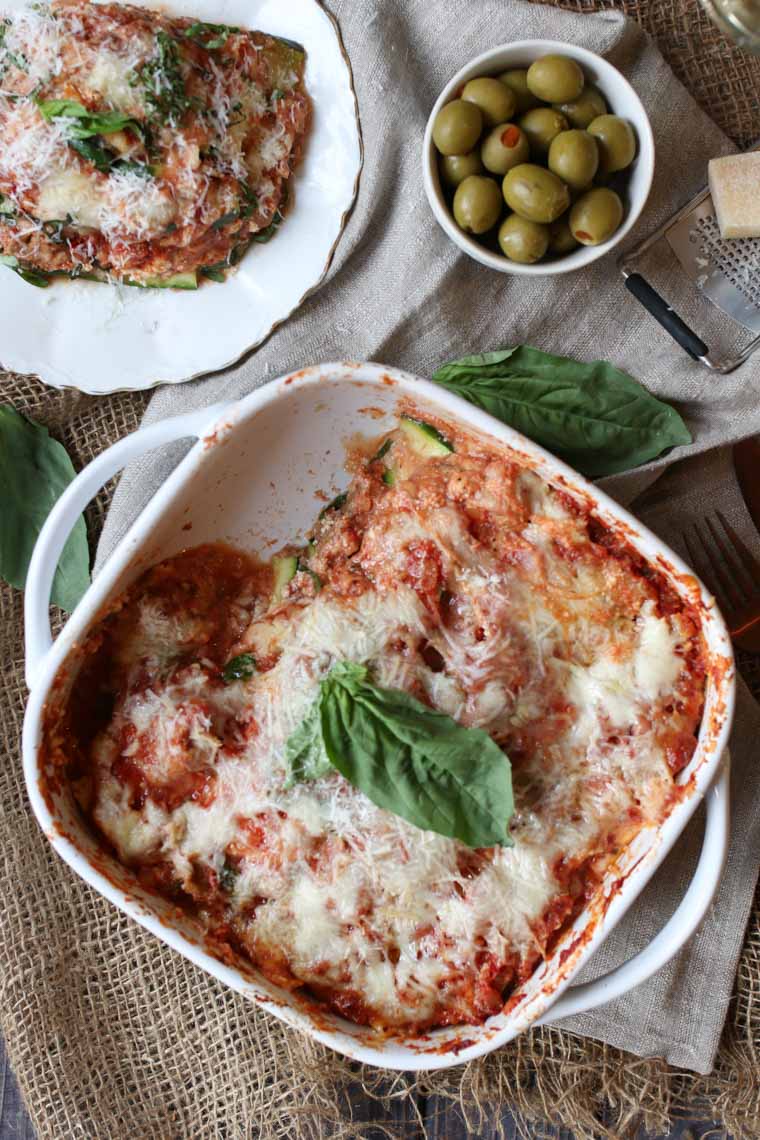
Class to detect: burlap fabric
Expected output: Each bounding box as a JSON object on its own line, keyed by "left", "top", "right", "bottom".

{"left": 1, "top": 1, "right": 759, "bottom": 1137}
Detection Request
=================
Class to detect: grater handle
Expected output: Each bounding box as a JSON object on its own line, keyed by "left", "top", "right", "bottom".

{"left": 625, "top": 273, "right": 709, "bottom": 361}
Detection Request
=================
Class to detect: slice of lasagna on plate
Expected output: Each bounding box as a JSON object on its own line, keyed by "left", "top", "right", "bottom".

{"left": 0, "top": 0, "right": 310, "bottom": 288}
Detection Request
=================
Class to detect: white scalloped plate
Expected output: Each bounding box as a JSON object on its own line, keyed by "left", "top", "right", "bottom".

{"left": 0, "top": 0, "right": 361, "bottom": 393}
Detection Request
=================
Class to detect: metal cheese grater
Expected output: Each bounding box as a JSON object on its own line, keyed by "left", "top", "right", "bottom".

{"left": 619, "top": 143, "right": 760, "bottom": 373}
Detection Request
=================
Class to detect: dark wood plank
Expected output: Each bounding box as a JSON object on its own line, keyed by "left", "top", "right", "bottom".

{"left": 346, "top": 1077, "right": 424, "bottom": 1138}
{"left": 0, "top": 1037, "right": 36, "bottom": 1140}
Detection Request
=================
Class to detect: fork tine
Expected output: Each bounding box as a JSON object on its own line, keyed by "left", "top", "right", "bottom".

{"left": 705, "top": 515, "right": 751, "bottom": 602}
{"left": 690, "top": 521, "right": 744, "bottom": 611}
{"left": 683, "top": 529, "right": 722, "bottom": 606}
{"left": 716, "top": 510, "right": 760, "bottom": 596}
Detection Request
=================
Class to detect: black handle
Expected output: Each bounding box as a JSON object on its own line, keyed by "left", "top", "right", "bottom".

{"left": 625, "top": 273, "right": 709, "bottom": 361}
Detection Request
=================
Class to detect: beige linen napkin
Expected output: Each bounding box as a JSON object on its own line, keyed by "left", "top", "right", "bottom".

{"left": 96, "top": 0, "right": 760, "bottom": 1073}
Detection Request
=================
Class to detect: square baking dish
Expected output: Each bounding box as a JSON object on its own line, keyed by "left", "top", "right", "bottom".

{"left": 22, "top": 362, "right": 735, "bottom": 1070}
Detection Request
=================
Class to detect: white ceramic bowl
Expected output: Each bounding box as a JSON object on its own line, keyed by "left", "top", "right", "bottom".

{"left": 423, "top": 40, "right": 655, "bottom": 276}
{"left": 23, "top": 363, "right": 732, "bottom": 1070}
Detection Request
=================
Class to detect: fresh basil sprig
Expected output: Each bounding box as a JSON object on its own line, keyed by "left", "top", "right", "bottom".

{"left": 0, "top": 406, "right": 90, "bottom": 611}
{"left": 432, "top": 347, "right": 692, "bottom": 478}
{"left": 285, "top": 661, "right": 514, "bottom": 848}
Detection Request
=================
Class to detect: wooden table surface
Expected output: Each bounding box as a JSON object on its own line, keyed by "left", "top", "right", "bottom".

{"left": 0, "top": 1029, "right": 737, "bottom": 1140}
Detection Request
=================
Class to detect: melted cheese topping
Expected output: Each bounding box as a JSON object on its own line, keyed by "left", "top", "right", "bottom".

{"left": 56, "top": 419, "right": 706, "bottom": 1032}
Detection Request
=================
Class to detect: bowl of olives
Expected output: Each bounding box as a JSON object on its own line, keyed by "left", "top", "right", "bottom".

{"left": 423, "top": 40, "right": 654, "bottom": 275}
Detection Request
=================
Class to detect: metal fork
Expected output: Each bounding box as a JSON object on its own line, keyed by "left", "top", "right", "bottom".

{"left": 683, "top": 511, "right": 760, "bottom": 652}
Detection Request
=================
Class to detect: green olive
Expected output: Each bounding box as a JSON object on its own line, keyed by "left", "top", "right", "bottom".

{"left": 569, "top": 187, "right": 624, "bottom": 245}
{"left": 498, "top": 69, "right": 541, "bottom": 113}
{"left": 432, "top": 100, "right": 483, "bottom": 156}
{"left": 547, "top": 216, "right": 579, "bottom": 255}
{"left": 548, "top": 129, "right": 599, "bottom": 190}
{"left": 461, "top": 77, "right": 516, "bottom": 128}
{"left": 502, "top": 163, "right": 570, "bottom": 224}
{"left": 440, "top": 151, "right": 484, "bottom": 186}
{"left": 453, "top": 175, "right": 503, "bottom": 234}
{"left": 498, "top": 213, "right": 549, "bottom": 264}
{"left": 518, "top": 107, "right": 569, "bottom": 156}
{"left": 481, "top": 123, "right": 530, "bottom": 175}
{"left": 588, "top": 114, "right": 636, "bottom": 174}
{"left": 526, "top": 54, "right": 585, "bottom": 103}
{"left": 555, "top": 85, "right": 607, "bottom": 129}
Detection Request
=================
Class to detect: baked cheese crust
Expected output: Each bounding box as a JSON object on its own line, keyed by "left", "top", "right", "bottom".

{"left": 45, "top": 414, "right": 707, "bottom": 1031}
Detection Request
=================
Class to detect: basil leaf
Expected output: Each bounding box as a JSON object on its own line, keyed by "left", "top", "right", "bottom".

{"left": 69, "top": 136, "right": 114, "bottom": 172}
{"left": 222, "top": 653, "right": 256, "bottom": 682}
{"left": 251, "top": 209, "right": 283, "bottom": 244}
{"left": 36, "top": 98, "right": 141, "bottom": 139}
{"left": 432, "top": 346, "right": 692, "bottom": 478}
{"left": 240, "top": 183, "right": 258, "bottom": 208}
{"left": 42, "top": 216, "right": 72, "bottom": 242}
{"left": 319, "top": 492, "right": 347, "bottom": 518}
{"left": 218, "top": 859, "right": 237, "bottom": 893}
{"left": 284, "top": 699, "right": 331, "bottom": 788}
{"left": 288, "top": 662, "right": 514, "bottom": 848}
{"left": 0, "top": 254, "right": 50, "bottom": 287}
{"left": 211, "top": 210, "right": 240, "bottom": 230}
{"left": 200, "top": 263, "right": 227, "bottom": 282}
{"left": 0, "top": 406, "right": 90, "bottom": 611}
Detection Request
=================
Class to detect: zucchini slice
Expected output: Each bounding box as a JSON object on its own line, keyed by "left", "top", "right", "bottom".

{"left": 135, "top": 271, "right": 198, "bottom": 290}
{"left": 399, "top": 416, "right": 453, "bottom": 458}
{"left": 297, "top": 558, "right": 322, "bottom": 592}
{"left": 272, "top": 554, "right": 298, "bottom": 601}
{"left": 370, "top": 438, "right": 393, "bottom": 462}
{"left": 81, "top": 270, "right": 199, "bottom": 289}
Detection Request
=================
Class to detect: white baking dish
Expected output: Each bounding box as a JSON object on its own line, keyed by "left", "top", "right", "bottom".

{"left": 22, "top": 362, "right": 735, "bottom": 1071}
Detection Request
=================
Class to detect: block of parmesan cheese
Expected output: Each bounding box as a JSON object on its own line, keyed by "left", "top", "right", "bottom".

{"left": 708, "top": 152, "right": 760, "bottom": 239}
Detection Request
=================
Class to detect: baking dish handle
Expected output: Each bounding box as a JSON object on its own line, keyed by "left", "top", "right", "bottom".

{"left": 536, "top": 757, "right": 730, "bottom": 1024}
{"left": 24, "top": 402, "right": 231, "bottom": 691}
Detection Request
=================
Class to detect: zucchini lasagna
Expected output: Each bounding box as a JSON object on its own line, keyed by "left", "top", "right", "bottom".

{"left": 0, "top": 0, "right": 309, "bottom": 288}
{"left": 46, "top": 413, "right": 708, "bottom": 1031}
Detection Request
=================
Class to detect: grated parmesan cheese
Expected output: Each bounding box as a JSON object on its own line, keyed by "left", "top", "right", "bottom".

{"left": 69, "top": 420, "right": 705, "bottom": 1031}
